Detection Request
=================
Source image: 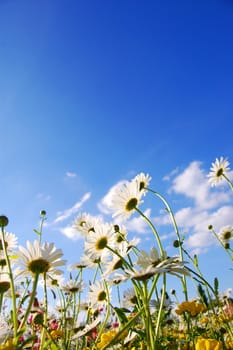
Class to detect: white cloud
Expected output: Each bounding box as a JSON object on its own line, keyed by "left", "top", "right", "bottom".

{"left": 153, "top": 161, "right": 233, "bottom": 254}
{"left": 60, "top": 226, "right": 82, "bottom": 241}
{"left": 125, "top": 208, "right": 151, "bottom": 234}
{"left": 65, "top": 171, "right": 77, "bottom": 178}
{"left": 170, "top": 161, "right": 231, "bottom": 209}
{"left": 54, "top": 192, "right": 91, "bottom": 224}
{"left": 97, "top": 180, "right": 127, "bottom": 215}
{"left": 163, "top": 167, "right": 179, "bottom": 181}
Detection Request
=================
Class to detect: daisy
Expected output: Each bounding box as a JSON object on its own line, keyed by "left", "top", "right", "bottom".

{"left": 103, "top": 241, "right": 131, "bottom": 277}
{"left": 122, "top": 287, "right": 138, "bottom": 308}
{"left": 207, "top": 157, "right": 230, "bottom": 186}
{"left": 17, "top": 240, "right": 66, "bottom": 277}
{"left": 109, "top": 180, "right": 144, "bottom": 220}
{"left": 61, "top": 280, "right": 84, "bottom": 294}
{"left": 219, "top": 225, "right": 233, "bottom": 244}
{"left": 88, "top": 281, "right": 111, "bottom": 311}
{"left": 79, "top": 250, "right": 110, "bottom": 269}
{"left": 132, "top": 172, "right": 152, "bottom": 194}
{"left": 137, "top": 247, "right": 161, "bottom": 269}
{"left": 73, "top": 213, "right": 102, "bottom": 237}
{"left": 0, "top": 268, "right": 10, "bottom": 294}
{"left": 84, "top": 223, "right": 116, "bottom": 261}
{"left": 0, "top": 231, "right": 18, "bottom": 253}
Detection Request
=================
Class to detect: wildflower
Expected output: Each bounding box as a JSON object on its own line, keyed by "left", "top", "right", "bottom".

{"left": 88, "top": 281, "right": 111, "bottom": 311}
{"left": 195, "top": 338, "right": 222, "bottom": 350}
{"left": 97, "top": 329, "right": 117, "bottom": 349}
{"left": 0, "top": 232, "right": 18, "bottom": 253}
{"left": 103, "top": 241, "right": 132, "bottom": 277}
{"left": 73, "top": 213, "right": 105, "bottom": 238}
{"left": 84, "top": 223, "right": 116, "bottom": 261}
{"left": 207, "top": 157, "right": 230, "bottom": 186}
{"left": 50, "top": 329, "right": 64, "bottom": 340}
{"left": 175, "top": 300, "right": 207, "bottom": 317}
{"left": 61, "top": 279, "right": 84, "bottom": 294}
{"left": 73, "top": 318, "right": 101, "bottom": 338}
{"left": 0, "top": 268, "right": 11, "bottom": 293}
{"left": 132, "top": 172, "right": 152, "bottom": 194}
{"left": 108, "top": 180, "right": 144, "bottom": 220}
{"left": 122, "top": 288, "right": 138, "bottom": 308}
{"left": 17, "top": 240, "right": 66, "bottom": 277}
{"left": 0, "top": 339, "right": 15, "bottom": 350}
{"left": 137, "top": 249, "right": 190, "bottom": 278}
{"left": 218, "top": 225, "right": 233, "bottom": 244}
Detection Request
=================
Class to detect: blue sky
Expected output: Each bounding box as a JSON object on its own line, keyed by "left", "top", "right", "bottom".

{"left": 0, "top": 0, "right": 233, "bottom": 300}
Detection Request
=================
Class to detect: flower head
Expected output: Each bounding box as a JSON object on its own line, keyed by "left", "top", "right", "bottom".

{"left": 218, "top": 225, "right": 233, "bottom": 243}
{"left": 18, "top": 240, "right": 66, "bottom": 277}
{"left": 88, "top": 281, "right": 111, "bottom": 311}
{"left": 207, "top": 157, "right": 230, "bottom": 186}
{"left": 84, "top": 223, "right": 116, "bottom": 261}
{"left": 132, "top": 172, "right": 152, "bottom": 194}
{"left": 108, "top": 180, "right": 144, "bottom": 221}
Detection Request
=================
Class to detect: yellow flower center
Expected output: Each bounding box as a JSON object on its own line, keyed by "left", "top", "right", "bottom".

{"left": 125, "top": 198, "right": 138, "bottom": 212}
{"left": 27, "top": 258, "right": 50, "bottom": 274}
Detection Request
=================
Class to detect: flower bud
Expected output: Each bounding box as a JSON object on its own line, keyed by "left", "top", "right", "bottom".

{"left": 0, "top": 215, "right": 9, "bottom": 227}
{"left": 40, "top": 210, "right": 46, "bottom": 217}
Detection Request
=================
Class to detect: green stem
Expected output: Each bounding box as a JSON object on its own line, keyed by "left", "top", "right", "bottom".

{"left": 1, "top": 227, "right": 18, "bottom": 337}
{"left": 154, "top": 273, "right": 166, "bottom": 345}
{"left": 18, "top": 272, "right": 40, "bottom": 332}
{"left": 40, "top": 273, "right": 48, "bottom": 350}
{"left": 135, "top": 207, "right": 164, "bottom": 258}
{"left": 146, "top": 188, "right": 188, "bottom": 300}
{"left": 223, "top": 174, "right": 233, "bottom": 191}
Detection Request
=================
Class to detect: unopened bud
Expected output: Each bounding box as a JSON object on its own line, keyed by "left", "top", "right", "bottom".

{"left": 0, "top": 216, "right": 9, "bottom": 227}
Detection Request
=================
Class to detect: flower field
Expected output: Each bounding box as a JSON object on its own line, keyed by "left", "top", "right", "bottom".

{"left": 0, "top": 157, "right": 232, "bottom": 349}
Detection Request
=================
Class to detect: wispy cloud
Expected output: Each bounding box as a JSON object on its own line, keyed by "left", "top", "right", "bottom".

{"left": 54, "top": 192, "right": 91, "bottom": 224}
{"left": 125, "top": 208, "right": 151, "bottom": 234}
{"left": 60, "top": 226, "right": 82, "bottom": 241}
{"left": 36, "top": 193, "right": 51, "bottom": 201}
{"left": 65, "top": 171, "right": 77, "bottom": 178}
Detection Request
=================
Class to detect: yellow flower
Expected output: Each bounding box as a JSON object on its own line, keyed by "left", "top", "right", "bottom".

{"left": 195, "top": 338, "right": 222, "bottom": 350}
{"left": 97, "top": 330, "right": 117, "bottom": 349}
{"left": 50, "top": 329, "right": 64, "bottom": 340}
{"left": 175, "top": 301, "right": 206, "bottom": 317}
{"left": 0, "top": 339, "right": 16, "bottom": 350}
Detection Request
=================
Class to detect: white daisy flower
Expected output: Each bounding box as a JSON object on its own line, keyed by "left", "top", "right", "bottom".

{"left": 207, "top": 157, "right": 230, "bottom": 186}
{"left": 132, "top": 172, "right": 152, "bottom": 195}
{"left": 73, "top": 317, "right": 101, "bottom": 339}
{"left": 109, "top": 180, "right": 144, "bottom": 221}
{"left": 73, "top": 213, "right": 103, "bottom": 237}
{"left": 137, "top": 247, "right": 161, "bottom": 269}
{"left": 219, "top": 225, "right": 233, "bottom": 243}
{"left": 61, "top": 280, "right": 84, "bottom": 294}
{"left": 122, "top": 287, "right": 138, "bottom": 308}
{"left": 84, "top": 223, "right": 116, "bottom": 261}
{"left": 0, "top": 231, "right": 18, "bottom": 252}
{"left": 88, "top": 281, "right": 111, "bottom": 311}
{"left": 17, "top": 240, "right": 66, "bottom": 277}
{"left": 103, "top": 241, "right": 131, "bottom": 277}
{"left": 80, "top": 249, "right": 110, "bottom": 269}
{"left": 0, "top": 268, "right": 11, "bottom": 294}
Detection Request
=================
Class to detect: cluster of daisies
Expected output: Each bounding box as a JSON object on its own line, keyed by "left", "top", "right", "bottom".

{"left": 0, "top": 156, "right": 232, "bottom": 349}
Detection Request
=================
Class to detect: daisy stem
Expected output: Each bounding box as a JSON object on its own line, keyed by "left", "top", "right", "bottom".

{"left": 94, "top": 276, "right": 111, "bottom": 345}
{"left": 18, "top": 272, "right": 40, "bottom": 332}
{"left": 1, "top": 227, "right": 18, "bottom": 338}
{"left": 40, "top": 273, "right": 48, "bottom": 350}
{"left": 223, "top": 174, "right": 233, "bottom": 191}
{"left": 145, "top": 188, "right": 188, "bottom": 300}
{"left": 135, "top": 207, "right": 164, "bottom": 258}
{"left": 155, "top": 273, "right": 167, "bottom": 344}
{"left": 142, "top": 280, "right": 155, "bottom": 350}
